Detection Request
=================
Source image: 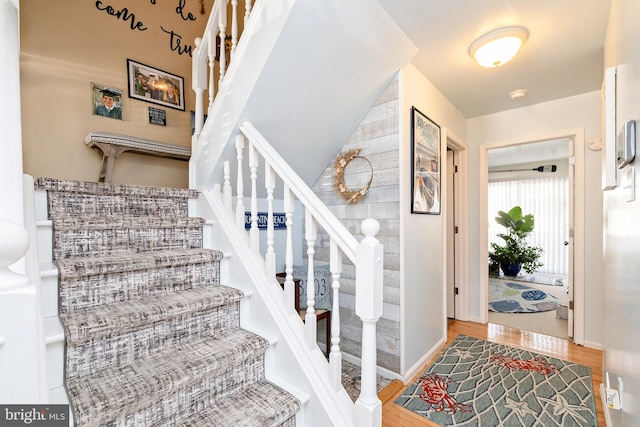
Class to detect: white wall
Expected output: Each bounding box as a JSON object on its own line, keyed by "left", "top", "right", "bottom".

{"left": 468, "top": 91, "right": 604, "bottom": 347}
{"left": 603, "top": 1, "right": 640, "bottom": 424}
{"left": 399, "top": 63, "right": 467, "bottom": 376}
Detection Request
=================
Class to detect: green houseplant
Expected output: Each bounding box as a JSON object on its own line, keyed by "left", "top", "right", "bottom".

{"left": 488, "top": 206, "right": 543, "bottom": 276}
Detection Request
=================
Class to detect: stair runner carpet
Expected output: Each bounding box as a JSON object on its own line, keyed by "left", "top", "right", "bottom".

{"left": 35, "top": 178, "right": 300, "bottom": 427}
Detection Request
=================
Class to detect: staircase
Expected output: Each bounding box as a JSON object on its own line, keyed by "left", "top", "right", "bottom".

{"left": 34, "top": 177, "right": 300, "bottom": 426}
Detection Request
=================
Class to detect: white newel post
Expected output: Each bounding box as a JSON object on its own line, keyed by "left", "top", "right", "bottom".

{"left": 0, "top": 0, "right": 45, "bottom": 403}
{"left": 354, "top": 219, "right": 383, "bottom": 427}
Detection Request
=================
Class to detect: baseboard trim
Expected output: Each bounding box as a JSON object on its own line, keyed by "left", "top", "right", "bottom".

{"left": 401, "top": 336, "right": 447, "bottom": 383}
{"left": 340, "top": 351, "right": 403, "bottom": 382}
{"left": 468, "top": 315, "right": 483, "bottom": 324}
{"left": 583, "top": 340, "right": 603, "bottom": 350}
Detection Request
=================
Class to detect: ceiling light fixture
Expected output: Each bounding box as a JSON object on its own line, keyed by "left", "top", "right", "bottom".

{"left": 469, "top": 26, "right": 529, "bottom": 68}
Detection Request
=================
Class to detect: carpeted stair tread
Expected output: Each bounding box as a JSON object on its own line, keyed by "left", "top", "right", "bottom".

{"left": 58, "top": 250, "right": 224, "bottom": 314}
{"left": 35, "top": 177, "right": 197, "bottom": 218}
{"left": 56, "top": 248, "right": 223, "bottom": 278}
{"left": 52, "top": 216, "right": 204, "bottom": 259}
{"left": 61, "top": 285, "right": 244, "bottom": 343}
{"left": 66, "top": 330, "right": 270, "bottom": 426}
{"left": 35, "top": 177, "right": 198, "bottom": 198}
{"left": 52, "top": 215, "right": 205, "bottom": 230}
{"left": 177, "top": 380, "right": 301, "bottom": 427}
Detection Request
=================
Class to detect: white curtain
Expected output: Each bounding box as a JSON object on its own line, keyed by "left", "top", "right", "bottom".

{"left": 488, "top": 176, "right": 568, "bottom": 276}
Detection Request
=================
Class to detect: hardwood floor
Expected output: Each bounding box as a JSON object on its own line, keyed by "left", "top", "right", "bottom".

{"left": 381, "top": 320, "right": 604, "bottom": 426}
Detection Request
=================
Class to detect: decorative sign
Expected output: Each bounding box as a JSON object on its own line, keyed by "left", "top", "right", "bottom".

{"left": 148, "top": 107, "right": 166, "bottom": 126}
{"left": 244, "top": 212, "right": 287, "bottom": 230}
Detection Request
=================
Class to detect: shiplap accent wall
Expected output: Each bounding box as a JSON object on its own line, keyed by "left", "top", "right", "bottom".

{"left": 310, "top": 77, "right": 401, "bottom": 373}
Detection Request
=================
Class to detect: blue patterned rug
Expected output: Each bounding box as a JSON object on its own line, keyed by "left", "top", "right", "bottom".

{"left": 489, "top": 279, "right": 559, "bottom": 313}
{"left": 395, "top": 335, "right": 596, "bottom": 426}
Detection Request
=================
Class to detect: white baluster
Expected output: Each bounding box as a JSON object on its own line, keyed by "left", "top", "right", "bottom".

{"left": 265, "top": 163, "right": 276, "bottom": 278}
{"left": 223, "top": 161, "right": 232, "bottom": 210}
{"left": 244, "top": 0, "right": 252, "bottom": 26}
{"left": 283, "top": 185, "right": 295, "bottom": 313}
{"left": 329, "top": 240, "right": 343, "bottom": 390}
{"left": 304, "top": 209, "right": 317, "bottom": 350}
{"left": 207, "top": 30, "right": 216, "bottom": 110}
{"left": 249, "top": 143, "right": 259, "bottom": 253}
{"left": 235, "top": 135, "right": 245, "bottom": 230}
{"left": 191, "top": 37, "right": 206, "bottom": 138}
{"left": 230, "top": 0, "right": 238, "bottom": 58}
{"left": 354, "top": 219, "right": 383, "bottom": 427}
{"left": 217, "top": 9, "right": 227, "bottom": 86}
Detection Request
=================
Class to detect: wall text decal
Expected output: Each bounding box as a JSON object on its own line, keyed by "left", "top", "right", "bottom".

{"left": 96, "top": 0, "right": 203, "bottom": 57}
{"left": 160, "top": 26, "right": 194, "bottom": 56}
{"left": 176, "top": 0, "right": 197, "bottom": 21}
{"left": 95, "top": 1, "right": 148, "bottom": 31}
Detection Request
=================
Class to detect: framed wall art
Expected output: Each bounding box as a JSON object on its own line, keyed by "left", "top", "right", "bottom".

{"left": 92, "top": 83, "right": 123, "bottom": 121}
{"left": 127, "top": 59, "right": 185, "bottom": 111}
{"left": 411, "top": 106, "right": 441, "bottom": 214}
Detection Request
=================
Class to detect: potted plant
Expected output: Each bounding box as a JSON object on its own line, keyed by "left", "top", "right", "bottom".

{"left": 488, "top": 206, "right": 543, "bottom": 277}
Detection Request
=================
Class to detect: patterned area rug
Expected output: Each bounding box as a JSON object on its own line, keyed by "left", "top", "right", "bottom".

{"left": 499, "top": 273, "right": 566, "bottom": 287}
{"left": 341, "top": 359, "right": 392, "bottom": 402}
{"left": 489, "top": 279, "right": 559, "bottom": 313}
{"left": 395, "top": 335, "right": 596, "bottom": 426}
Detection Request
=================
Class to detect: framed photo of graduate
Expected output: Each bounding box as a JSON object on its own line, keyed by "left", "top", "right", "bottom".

{"left": 411, "top": 106, "right": 441, "bottom": 214}
{"left": 92, "top": 83, "right": 123, "bottom": 121}
{"left": 127, "top": 59, "right": 185, "bottom": 111}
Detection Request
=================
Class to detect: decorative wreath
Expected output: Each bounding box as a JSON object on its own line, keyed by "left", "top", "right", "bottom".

{"left": 333, "top": 148, "right": 373, "bottom": 204}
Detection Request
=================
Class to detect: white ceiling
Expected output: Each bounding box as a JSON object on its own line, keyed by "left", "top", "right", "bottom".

{"left": 378, "top": 0, "right": 612, "bottom": 118}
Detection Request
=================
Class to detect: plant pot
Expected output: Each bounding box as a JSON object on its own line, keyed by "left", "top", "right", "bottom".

{"left": 500, "top": 261, "right": 522, "bottom": 277}
{"left": 489, "top": 262, "right": 500, "bottom": 277}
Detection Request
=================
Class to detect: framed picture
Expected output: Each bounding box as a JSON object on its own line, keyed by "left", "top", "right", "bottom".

{"left": 127, "top": 59, "right": 185, "bottom": 111}
{"left": 411, "top": 106, "right": 441, "bottom": 214}
{"left": 92, "top": 83, "right": 123, "bottom": 121}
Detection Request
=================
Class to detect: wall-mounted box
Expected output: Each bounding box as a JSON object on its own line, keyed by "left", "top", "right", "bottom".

{"left": 617, "top": 119, "right": 636, "bottom": 169}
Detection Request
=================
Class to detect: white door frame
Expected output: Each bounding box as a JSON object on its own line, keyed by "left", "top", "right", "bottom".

{"left": 443, "top": 128, "right": 470, "bottom": 322}
{"left": 478, "top": 128, "right": 585, "bottom": 345}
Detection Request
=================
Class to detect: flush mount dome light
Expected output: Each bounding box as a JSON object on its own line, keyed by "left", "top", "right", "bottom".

{"left": 469, "top": 26, "right": 529, "bottom": 68}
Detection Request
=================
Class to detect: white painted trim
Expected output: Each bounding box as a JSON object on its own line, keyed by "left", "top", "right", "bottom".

{"left": 468, "top": 316, "right": 483, "bottom": 324}
{"left": 479, "top": 128, "right": 586, "bottom": 344}
{"left": 400, "top": 336, "right": 447, "bottom": 383}
{"left": 573, "top": 128, "right": 586, "bottom": 346}
{"left": 584, "top": 340, "right": 603, "bottom": 350}
{"left": 397, "top": 71, "right": 407, "bottom": 377}
{"left": 443, "top": 128, "right": 470, "bottom": 322}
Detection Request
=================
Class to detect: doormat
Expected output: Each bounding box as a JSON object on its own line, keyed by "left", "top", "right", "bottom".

{"left": 395, "top": 335, "right": 596, "bottom": 426}
{"left": 489, "top": 279, "right": 559, "bottom": 313}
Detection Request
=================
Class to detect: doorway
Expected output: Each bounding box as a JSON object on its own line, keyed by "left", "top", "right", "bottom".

{"left": 478, "top": 128, "right": 586, "bottom": 345}
{"left": 486, "top": 138, "right": 571, "bottom": 339}
{"left": 444, "top": 129, "right": 469, "bottom": 322}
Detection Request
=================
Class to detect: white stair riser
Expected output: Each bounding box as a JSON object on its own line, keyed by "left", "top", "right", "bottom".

{"left": 36, "top": 221, "right": 52, "bottom": 263}
{"left": 46, "top": 338, "right": 64, "bottom": 390}
{"left": 40, "top": 269, "right": 58, "bottom": 318}
{"left": 34, "top": 189, "right": 48, "bottom": 221}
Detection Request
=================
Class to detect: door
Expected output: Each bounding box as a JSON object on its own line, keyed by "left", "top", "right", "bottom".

{"left": 446, "top": 149, "right": 456, "bottom": 318}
